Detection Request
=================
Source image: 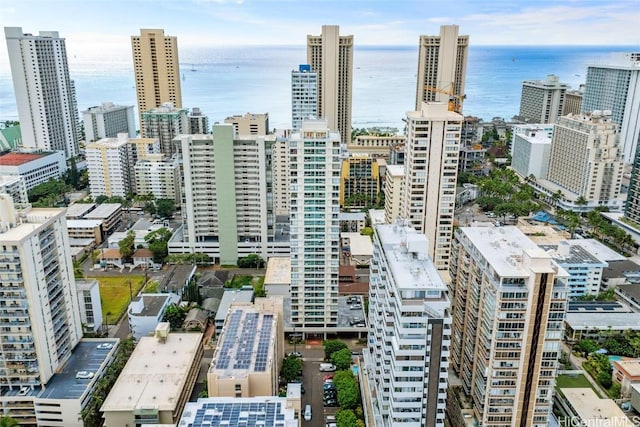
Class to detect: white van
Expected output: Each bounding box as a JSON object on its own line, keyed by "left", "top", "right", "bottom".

{"left": 319, "top": 363, "right": 336, "bottom": 372}
{"left": 304, "top": 404, "right": 312, "bottom": 421}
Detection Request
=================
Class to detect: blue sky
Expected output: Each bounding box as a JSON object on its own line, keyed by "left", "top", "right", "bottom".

{"left": 0, "top": 0, "right": 639, "bottom": 61}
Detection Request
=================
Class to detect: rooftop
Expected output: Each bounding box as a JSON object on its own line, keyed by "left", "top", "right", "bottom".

{"left": 0, "top": 151, "right": 46, "bottom": 166}
{"left": 210, "top": 306, "right": 277, "bottom": 374}
{"left": 69, "top": 238, "right": 97, "bottom": 248}
{"left": 129, "top": 294, "right": 173, "bottom": 317}
{"left": 376, "top": 223, "right": 448, "bottom": 317}
{"left": 133, "top": 248, "right": 153, "bottom": 258}
{"left": 339, "top": 212, "right": 366, "bottom": 221}
{"left": 84, "top": 203, "right": 122, "bottom": 219}
{"left": 386, "top": 164, "right": 404, "bottom": 177}
{"left": 101, "top": 332, "right": 203, "bottom": 413}
{"left": 613, "top": 359, "right": 640, "bottom": 378}
{"left": 264, "top": 257, "right": 291, "bottom": 286}
{"left": 568, "top": 239, "right": 626, "bottom": 262}
{"left": 409, "top": 101, "right": 463, "bottom": 121}
{"left": 179, "top": 397, "right": 297, "bottom": 427}
{"left": 0, "top": 207, "right": 65, "bottom": 242}
{"left": 561, "top": 388, "right": 634, "bottom": 426}
{"left": 341, "top": 232, "right": 373, "bottom": 256}
{"left": 602, "top": 259, "right": 640, "bottom": 280}
{"left": 567, "top": 301, "right": 631, "bottom": 313}
{"left": 66, "top": 219, "right": 103, "bottom": 228}
{"left": 65, "top": 203, "right": 96, "bottom": 218}
{"left": 99, "top": 248, "right": 121, "bottom": 259}
{"left": 38, "top": 339, "right": 118, "bottom": 400}
{"left": 215, "top": 290, "right": 254, "bottom": 322}
{"left": 565, "top": 312, "right": 640, "bottom": 330}
{"left": 159, "top": 264, "right": 197, "bottom": 293}
{"left": 368, "top": 209, "right": 386, "bottom": 225}
{"left": 617, "top": 284, "right": 640, "bottom": 306}
{"left": 539, "top": 242, "right": 606, "bottom": 266}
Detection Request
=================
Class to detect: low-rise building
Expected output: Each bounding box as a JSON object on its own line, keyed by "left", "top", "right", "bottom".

{"left": 66, "top": 202, "right": 97, "bottom": 220}
{"left": 84, "top": 203, "right": 122, "bottom": 235}
{"left": 132, "top": 248, "right": 154, "bottom": 269}
{"left": 555, "top": 388, "right": 633, "bottom": 427}
{"left": 612, "top": 359, "right": 640, "bottom": 397}
{"left": 66, "top": 219, "right": 103, "bottom": 246}
{"left": 208, "top": 297, "right": 284, "bottom": 398}
{"left": 179, "top": 395, "right": 299, "bottom": 427}
{"left": 340, "top": 232, "right": 373, "bottom": 266}
{"left": 128, "top": 294, "right": 180, "bottom": 340}
{"left": 98, "top": 248, "right": 123, "bottom": 269}
{"left": 0, "top": 150, "right": 66, "bottom": 190}
{"left": 101, "top": 326, "right": 203, "bottom": 427}
{"left": 564, "top": 312, "right": 640, "bottom": 342}
{"left": 339, "top": 211, "right": 366, "bottom": 233}
{"left": 158, "top": 264, "right": 197, "bottom": 296}
{"left": 264, "top": 257, "right": 291, "bottom": 297}
{"left": 617, "top": 284, "right": 640, "bottom": 312}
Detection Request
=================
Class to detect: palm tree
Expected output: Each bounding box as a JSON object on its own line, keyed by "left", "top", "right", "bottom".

{"left": 0, "top": 416, "right": 19, "bottom": 427}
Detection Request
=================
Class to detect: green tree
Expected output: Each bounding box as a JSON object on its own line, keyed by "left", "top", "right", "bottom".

{"left": 598, "top": 371, "right": 613, "bottom": 389}
{"left": 148, "top": 240, "right": 168, "bottom": 263}
{"left": 27, "top": 178, "right": 70, "bottom": 206}
{"left": 336, "top": 380, "right": 360, "bottom": 409}
{"left": 0, "top": 417, "right": 18, "bottom": 427}
{"left": 237, "top": 254, "right": 265, "bottom": 268}
{"left": 280, "top": 355, "right": 303, "bottom": 383}
{"left": 323, "top": 340, "right": 348, "bottom": 360}
{"left": 331, "top": 348, "right": 352, "bottom": 371}
{"left": 336, "top": 409, "right": 358, "bottom": 427}
{"left": 95, "top": 195, "right": 108, "bottom": 204}
{"left": 155, "top": 198, "right": 176, "bottom": 218}
{"left": 575, "top": 339, "right": 598, "bottom": 358}
{"left": 145, "top": 227, "right": 172, "bottom": 244}
{"left": 162, "top": 304, "right": 188, "bottom": 330}
{"left": 118, "top": 231, "right": 135, "bottom": 262}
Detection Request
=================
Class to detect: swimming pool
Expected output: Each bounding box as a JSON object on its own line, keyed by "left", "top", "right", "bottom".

{"left": 352, "top": 365, "right": 359, "bottom": 376}
{"left": 608, "top": 355, "right": 622, "bottom": 362}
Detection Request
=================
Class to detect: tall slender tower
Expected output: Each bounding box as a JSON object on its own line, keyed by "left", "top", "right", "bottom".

{"left": 307, "top": 25, "right": 353, "bottom": 145}
{"left": 291, "top": 64, "right": 318, "bottom": 132}
{"left": 131, "top": 29, "right": 182, "bottom": 135}
{"left": 4, "top": 27, "right": 79, "bottom": 158}
{"left": 289, "top": 118, "right": 340, "bottom": 332}
{"left": 415, "top": 25, "right": 469, "bottom": 112}
{"left": 403, "top": 102, "right": 462, "bottom": 270}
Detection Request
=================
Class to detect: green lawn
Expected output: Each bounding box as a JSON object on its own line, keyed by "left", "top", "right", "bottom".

{"left": 226, "top": 275, "right": 264, "bottom": 289}
{"left": 555, "top": 374, "right": 602, "bottom": 398}
{"left": 88, "top": 275, "right": 146, "bottom": 323}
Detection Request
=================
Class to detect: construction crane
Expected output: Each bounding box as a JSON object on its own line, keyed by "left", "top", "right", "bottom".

{"left": 424, "top": 85, "right": 466, "bottom": 113}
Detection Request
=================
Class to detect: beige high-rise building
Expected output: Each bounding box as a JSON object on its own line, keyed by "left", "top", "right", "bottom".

{"left": 131, "top": 29, "right": 182, "bottom": 134}
{"left": 307, "top": 25, "right": 353, "bottom": 145}
{"left": 403, "top": 102, "right": 462, "bottom": 270}
{"left": 415, "top": 25, "right": 469, "bottom": 112}
{"left": 449, "top": 226, "right": 569, "bottom": 426}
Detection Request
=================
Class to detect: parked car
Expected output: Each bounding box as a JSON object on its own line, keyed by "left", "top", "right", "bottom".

{"left": 323, "top": 398, "right": 338, "bottom": 407}
{"left": 286, "top": 351, "right": 302, "bottom": 358}
{"left": 323, "top": 374, "right": 334, "bottom": 381}
{"left": 323, "top": 383, "right": 336, "bottom": 391}
{"left": 96, "top": 343, "right": 113, "bottom": 350}
{"left": 75, "top": 371, "right": 94, "bottom": 380}
{"left": 319, "top": 363, "right": 336, "bottom": 372}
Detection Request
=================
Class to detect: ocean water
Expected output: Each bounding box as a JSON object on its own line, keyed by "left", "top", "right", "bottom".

{"left": 0, "top": 45, "right": 634, "bottom": 131}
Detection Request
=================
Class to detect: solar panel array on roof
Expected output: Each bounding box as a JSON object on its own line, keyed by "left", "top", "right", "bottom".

{"left": 567, "top": 301, "right": 624, "bottom": 312}
{"left": 234, "top": 312, "right": 259, "bottom": 370}
{"left": 255, "top": 314, "right": 273, "bottom": 372}
{"left": 216, "top": 310, "right": 242, "bottom": 370}
{"left": 187, "top": 401, "right": 287, "bottom": 427}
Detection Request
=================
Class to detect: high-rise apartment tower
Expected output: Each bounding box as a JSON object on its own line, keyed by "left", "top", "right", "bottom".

{"left": 131, "top": 29, "right": 182, "bottom": 135}
{"left": 307, "top": 25, "right": 353, "bottom": 145}
{"left": 415, "top": 25, "right": 469, "bottom": 112}
{"left": 403, "top": 102, "right": 462, "bottom": 270}
{"left": 518, "top": 74, "right": 568, "bottom": 124}
{"left": 4, "top": 27, "right": 79, "bottom": 158}
{"left": 291, "top": 64, "right": 318, "bottom": 132}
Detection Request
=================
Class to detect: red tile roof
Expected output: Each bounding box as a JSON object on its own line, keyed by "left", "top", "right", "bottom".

{"left": 0, "top": 152, "right": 46, "bottom": 166}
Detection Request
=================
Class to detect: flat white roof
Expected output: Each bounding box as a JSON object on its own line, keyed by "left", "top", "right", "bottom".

{"left": 562, "top": 388, "right": 634, "bottom": 426}
{"left": 341, "top": 232, "right": 373, "bottom": 256}
{"left": 368, "top": 209, "right": 386, "bottom": 225}
{"left": 215, "top": 290, "right": 254, "bottom": 321}
{"left": 0, "top": 208, "right": 65, "bottom": 242}
{"left": 339, "top": 212, "right": 366, "bottom": 221}
{"left": 565, "top": 312, "right": 640, "bottom": 330}
{"left": 84, "top": 203, "right": 121, "bottom": 219}
{"left": 101, "top": 332, "right": 202, "bottom": 412}
{"left": 66, "top": 219, "right": 102, "bottom": 228}
{"left": 65, "top": 203, "right": 96, "bottom": 218}
{"left": 180, "top": 397, "right": 297, "bottom": 427}
{"left": 375, "top": 224, "right": 448, "bottom": 316}
{"left": 264, "top": 257, "right": 290, "bottom": 286}
{"left": 459, "top": 226, "right": 556, "bottom": 278}
{"left": 386, "top": 164, "right": 404, "bottom": 176}
{"left": 568, "top": 238, "right": 626, "bottom": 262}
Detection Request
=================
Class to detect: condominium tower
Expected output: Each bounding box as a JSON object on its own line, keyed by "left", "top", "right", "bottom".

{"left": 289, "top": 118, "right": 341, "bottom": 332}
{"left": 307, "top": 25, "right": 353, "bottom": 145}
{"left": 4, "top": 27, "right": 79, "bottom": 158}
{"left": 82, "top": 102, "right": 136, "bottom": 142}
{"left": 518, "top": 74, "right": 568, "bottom": 124}
{"left": 172, "top": 125, "right": 285, "bottom": 264}
{"left": 291, "top": 64, "right": 318, "bottom": 132}
{"left": 366, "top": 222, "right": 451, "bottom": 427}
{"left": 0, "top": 196, "right": 83, "bottom": 397}
{"left": 142, "top": 102, "right": 188, "bottom": 158}
{"left": 415, "top": 25, "right": 469, "bottom": 112}
{"left": 449, "top": 226, "right": 568, "bottom": 426}
{"left": 403, "top": 102, "right": 462, "bottom": 270}
{"left": 582, "top": 53, "right": 640, "bottom": 162}
{"left": 131, "top": 29, "right": 182, "bottom": 134}
{"left": 547, "top": 111, "right": 624, "bottom": 209}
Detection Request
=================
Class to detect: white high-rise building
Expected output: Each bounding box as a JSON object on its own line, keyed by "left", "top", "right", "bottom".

{"left": 383, "top": 164, "right": 404, "bottom": 224}
{"left": 142, "top": 102, "right": 189, "bottom": 158}
{"left": 289, "top": 119, "right": 340, "bottom": 332}
{"left": 0, "top": 196, "right": 83, "bottom": 392}
{"left": 547, "top": 112, "right": 624, "bottom": 209}
{"left": 291, "top": 64, "right": 318, "bottom": 132}
{"left": 4, "top": 27, "right": 79, "bottom": 158}
{"left": 307, "top": 25, "right": 353, "bottom": 145}
{"left": 187, "top": 107, "right": 210, "bottom": 134}
{"left": 511, "top": 125, "right": 552, "bottom": 180}
{"left": 134, "top": 154, "right": 180, "bottom": 203}
{"left": 449, "top": 226, "right": 568, "bottom": 426}
{"left": 365, "top": 222, "right": 451, "bottom": 427}
{"left": 272, "top": 135, "right": 290, "bottom": 216}
{"left": 403, "top": 102, "right": 462, "bottom": 270}
{"left": 518, "top": 74, "right": 568, "bottom": 124}
{"left": 82, "top": 102, "right": 136, "bottom": 142}
{"left": 582, "top": 53, "right": 640, "bottom": 162}
{"left": 415, "top": 25, "right": 469, "bottom": 112}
